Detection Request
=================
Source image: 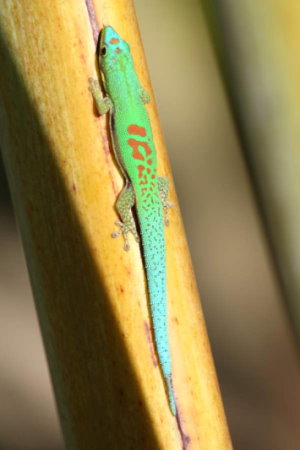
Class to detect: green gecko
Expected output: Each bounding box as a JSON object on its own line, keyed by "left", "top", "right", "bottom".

{"left": 89, "top": 26, "right": 176, "bottom": 415}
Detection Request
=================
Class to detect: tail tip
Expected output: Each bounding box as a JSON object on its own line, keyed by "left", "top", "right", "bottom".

{"left": 166, "top": 374, "right": 177, "bottom": 415}
{"left": 170, "top": 397, "right": 177, "bottom": 416}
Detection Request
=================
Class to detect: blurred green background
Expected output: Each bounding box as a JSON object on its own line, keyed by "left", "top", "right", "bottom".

{"left": 1, "top": 0, "right": 300, "bottom": 449}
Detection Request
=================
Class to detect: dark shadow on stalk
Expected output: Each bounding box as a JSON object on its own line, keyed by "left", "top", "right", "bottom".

{"left": 0, "top": 28, "right": 162, "bottom": 450}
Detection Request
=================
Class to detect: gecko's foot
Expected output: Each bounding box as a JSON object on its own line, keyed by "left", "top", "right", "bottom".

{"left": 140, "top": 87, "right": 151, "bottom": 104}
{"left": 111, "top": 221, "right": 140, "bottom": 251}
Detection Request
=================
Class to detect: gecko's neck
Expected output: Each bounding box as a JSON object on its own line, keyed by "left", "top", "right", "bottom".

{"left": 103, "top": 62, "right": 140, "bottom": 103}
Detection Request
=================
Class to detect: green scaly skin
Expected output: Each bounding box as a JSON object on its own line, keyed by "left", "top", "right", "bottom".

{"left": 89, "top": 26, "right": 176, "bottom": 415}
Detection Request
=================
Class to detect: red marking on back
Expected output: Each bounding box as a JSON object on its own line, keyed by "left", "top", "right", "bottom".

{"left": 147, "top": 158, "right": 153, "bottom": 165}
{"left": 137, "top": 165, "right": 146, "bottom": 178}
{"left": 110, "top": 38, "right": 120, "bottom": 44}
{"left": 115, "top": 48, "right": 122, "bottom": 54}
{"left": 139, "top": 175, "right": 148, "bottom": 185}
{"left": 127, "top": 124, "right": 147, "bottom": 137}
{"left": 127, "top": 139, "right": 152, "bottom": 161}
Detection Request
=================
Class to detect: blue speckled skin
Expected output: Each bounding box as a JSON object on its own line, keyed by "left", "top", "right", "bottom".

{"left": 89, "top": 26, "right": 176, "bottom": 415}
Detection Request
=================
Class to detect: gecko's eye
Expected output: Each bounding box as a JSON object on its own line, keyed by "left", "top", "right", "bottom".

{"left": 100, "top": 46, "right": 107, "bottom": 56}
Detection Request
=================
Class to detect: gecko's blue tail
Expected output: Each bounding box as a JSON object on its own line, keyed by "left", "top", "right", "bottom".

{"left": 148, "top": 264, "right": 177, "bottom": 415}
{"left": 139, "top": 208, "right": 177, "bottom": 415}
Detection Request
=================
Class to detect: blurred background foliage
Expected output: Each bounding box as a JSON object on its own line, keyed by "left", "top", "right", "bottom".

{"left": 1, "top": 0, "right": 300, "bottom": 449}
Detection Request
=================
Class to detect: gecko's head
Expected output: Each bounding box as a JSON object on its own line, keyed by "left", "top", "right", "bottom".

{"left": 98, "top": 26, "right": 131, "bottom": 70}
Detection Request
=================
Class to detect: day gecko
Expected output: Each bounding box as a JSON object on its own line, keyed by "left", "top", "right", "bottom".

{"left": 89, "top": 26, "right": 176, "bottom": 415}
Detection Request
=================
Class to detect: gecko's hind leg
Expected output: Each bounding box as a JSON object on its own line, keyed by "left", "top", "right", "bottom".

{"left": 158, "top": 176, "right": 174, "bottom": 226}
{"left": 112, "top": 185, "right": 139, "bottom": 251}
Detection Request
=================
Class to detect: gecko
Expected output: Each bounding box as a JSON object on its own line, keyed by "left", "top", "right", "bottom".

{"left": 89, "top": 26, "right": 176, "bottom": 415}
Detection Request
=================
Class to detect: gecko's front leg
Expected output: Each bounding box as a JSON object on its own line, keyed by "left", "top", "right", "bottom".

{"left": 88, "top": 78, "right": 113, "bottom": 114}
